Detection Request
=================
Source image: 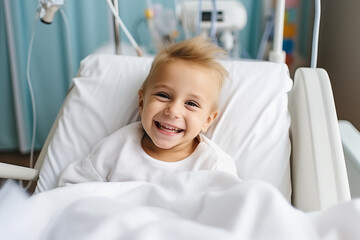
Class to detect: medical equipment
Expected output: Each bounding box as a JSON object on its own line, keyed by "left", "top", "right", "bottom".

{"left": 256, "top": 0, "right": 274, "bottom": 60}
{"left": 38, "top": 0, "right": 141, "bottom": 56}
{"left": 178, "top": 0, "right": 246, "bottom": 34}
{"left": 38, "top": 0, "right": 64, "bottom": 24}
{"left": 339, "top": 120, "right": 360, "bottom": 198}
{"left": 24, "top": 13, "right": 39, "bottom": 189}
{"left": 105, "top": 0, "right": 143, "bottom": 56}
{"left": 311, "top": 0, "right": 321, "bottom": 68}
{"left": 145, "top": 1, "right": 179, "bottom": 53}
{"left": 0, "top": 0, "right": 351, "bottom": 213}
{"left": 23, "top": 3, "right": 73, "bottom": 191}
{"left": 24, "top": 0, "right": 138, "bottom": 183}
{"left": 269, "top": 0, "right": 286, "bottom": 63}
{"left": 177, "top": 0, "right": 247, "bottom": 55}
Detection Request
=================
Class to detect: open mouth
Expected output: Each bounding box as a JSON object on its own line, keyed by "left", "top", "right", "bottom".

{"left": 155, "top": 121, "right": 184, "bottom": 133}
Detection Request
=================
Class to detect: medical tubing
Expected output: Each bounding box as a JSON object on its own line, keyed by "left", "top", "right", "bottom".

{"left": 210, "top": 0, "right": 217, "bottom": 42}
{"left": 59, "top": 8, "right": 73, "bottom": 87}
{"left": 197, "top": 0, "right": 202, "bottom": 35}
{"left": 105, "top": 0, "right": 143, "bottom": 56}
{"left": 24, "top": 12, "right": 39, "bottom": 190}
{"left": 178, "top": 0, "right": 191, "bottom": 39}
{"left": 311, "top": 0, "right": 321, "bottom": 68}
{"left": 257, "top": 17, "right": 274, "bottom": 59}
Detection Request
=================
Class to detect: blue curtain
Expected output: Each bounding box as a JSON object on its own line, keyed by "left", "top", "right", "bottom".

{"left": 0, "top": 0, "right": 111, "bottom": 152}
{"left": 238, "top": 0, "right": 263, "bottom": 58}
{"left": 0, "top": 0, "right": 267, "bottom": 153}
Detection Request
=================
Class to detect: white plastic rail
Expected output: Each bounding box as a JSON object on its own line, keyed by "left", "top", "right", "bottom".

{"left": 269, "top": 0, "right": 286, "bottom": 63}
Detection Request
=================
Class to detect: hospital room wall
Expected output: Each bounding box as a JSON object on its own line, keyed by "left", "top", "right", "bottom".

{"left": 0, "top": 0, "right": 263, "bottom": 153}
{"left": 318, "top": 0, "right": 360, "bottom": 131}
{"left": 0, "top": 0, "right": 112, "bottom": 152}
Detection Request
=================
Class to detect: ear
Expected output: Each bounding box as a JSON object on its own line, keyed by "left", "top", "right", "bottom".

{"left": 138, "top": 90, "right": 144, "bottom": 116}
{"left": 201, "top": 110, "right": 218, "bottom": 133}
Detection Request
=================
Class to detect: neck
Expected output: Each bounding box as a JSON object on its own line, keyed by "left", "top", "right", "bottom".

{"left": 141, "top": 133, "right": 199, "bottom": 162}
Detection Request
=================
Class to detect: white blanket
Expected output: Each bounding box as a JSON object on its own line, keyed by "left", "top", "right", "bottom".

{"left": 1, "top": 171, "right": 360, "bottom": 240}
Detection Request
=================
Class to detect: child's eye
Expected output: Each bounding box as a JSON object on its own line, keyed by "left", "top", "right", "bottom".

{"left": 186, "top": 101, "right": 200, "bottom": 108}
{"left": 155, "top": 92, "right": 170, "bottom": 100}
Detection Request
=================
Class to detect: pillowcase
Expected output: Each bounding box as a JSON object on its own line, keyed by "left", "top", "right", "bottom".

{"left": 36, "top": 54, "right": 292, "bottom": 199}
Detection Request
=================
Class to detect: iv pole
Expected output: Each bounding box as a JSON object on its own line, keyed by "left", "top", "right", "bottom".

{"left": 112, "top": 0, "right": 121, "bottom": 55}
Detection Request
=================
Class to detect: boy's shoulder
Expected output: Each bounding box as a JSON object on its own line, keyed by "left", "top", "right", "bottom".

{"left": 198, "top": 134, "right": 233, "bottom": 161}
{"left": 112, "top": 121, "right": 143, "bottom": 136}
{"left": 197, "top": 134, "right": 238, "bottom": 177}
{"left": 97, "top": 121, "right": 143, "bottom": 149}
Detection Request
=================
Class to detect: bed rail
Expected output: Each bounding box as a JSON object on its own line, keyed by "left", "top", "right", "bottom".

{"left": 0, "top": 162, "right": 39, "bottom": 181}
{"left": 269, "top": 0, "right": 286, "bottom": 63}
{"left": 289, "top": 67, "right": 351, "bottom": 212}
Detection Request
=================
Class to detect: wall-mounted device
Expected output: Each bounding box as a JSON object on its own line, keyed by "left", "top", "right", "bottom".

{"left": 178, "top": 0, "right": 246, "bottom": 32}
{"left": 177, "top": 0, "right": 247, "bottom": 55}
{"left": 38, "top": 0, "right": 65, "bottom": 24}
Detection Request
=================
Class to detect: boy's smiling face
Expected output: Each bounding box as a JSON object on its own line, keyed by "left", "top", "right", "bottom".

{"left": 138, "top": 60, "right": 219, "bottom": 161}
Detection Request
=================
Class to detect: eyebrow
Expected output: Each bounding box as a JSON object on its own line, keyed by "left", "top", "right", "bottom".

{"left": 152, "top": 84, "right": 170, "bottom": 90}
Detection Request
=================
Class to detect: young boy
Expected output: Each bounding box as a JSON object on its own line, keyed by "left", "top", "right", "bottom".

{"left": 58, "top": 37, "right": 237, "bottom": 186}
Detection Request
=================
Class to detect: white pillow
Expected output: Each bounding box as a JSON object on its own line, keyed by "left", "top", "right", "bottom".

{"left": 36, "top": 54, "right": 292, "bottom": 199}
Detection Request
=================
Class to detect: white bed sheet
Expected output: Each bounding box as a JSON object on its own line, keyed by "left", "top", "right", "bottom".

{"left": 36, "top": 54, "right": 292, "bottom": 200}
{"left": 2, "top": 173, "right": 360, "bottom": 240}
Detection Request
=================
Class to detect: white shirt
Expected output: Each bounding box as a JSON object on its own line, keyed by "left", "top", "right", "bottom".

{"left": 58, "top": 122, "right": 238, "bottom": 186}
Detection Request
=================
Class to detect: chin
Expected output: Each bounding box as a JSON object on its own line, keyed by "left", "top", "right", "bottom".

{"left": 153, "top": 142, "right": 175, "bottom": 150}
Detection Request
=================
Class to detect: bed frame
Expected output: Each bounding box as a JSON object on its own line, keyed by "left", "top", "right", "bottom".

{"left": 0, "top": 0, "right": 351, "bottom": 212}
{"left": 289, "top": 68, "right": 350, "bottom": 211}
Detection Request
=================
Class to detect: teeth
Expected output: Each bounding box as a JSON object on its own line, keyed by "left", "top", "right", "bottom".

{"left": 156, "top": 122, "right": 183, "bottom": 133}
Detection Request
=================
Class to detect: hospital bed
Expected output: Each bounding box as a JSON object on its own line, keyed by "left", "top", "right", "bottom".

{"left": 0, "top": 55, "right": 351, "bottom": 213}
{"left": 339, "top": 120, "right": 360, "bottom": 198}
{"left": 0, "top": 1, "right": 351, "bottom": 213}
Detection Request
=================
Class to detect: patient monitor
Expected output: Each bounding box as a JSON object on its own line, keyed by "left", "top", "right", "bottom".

{"left": 177, "top": 0, "right": 247, "bottom": 53}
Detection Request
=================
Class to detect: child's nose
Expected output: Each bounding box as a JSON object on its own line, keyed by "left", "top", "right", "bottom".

{"left": 164, "top": 101, "right": 181, "bottom": 118}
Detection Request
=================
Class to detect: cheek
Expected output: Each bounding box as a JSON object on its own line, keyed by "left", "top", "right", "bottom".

{"left": 142, "top": 101, "right": 159, "bottom": 117}
{"left": 139, "top": 105, "right": 144, "bottom": 116}
{"left": 187, "top": 112, "right": 208, "bottom": 126}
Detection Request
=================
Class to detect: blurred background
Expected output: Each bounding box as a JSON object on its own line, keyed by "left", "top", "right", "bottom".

{"left": 0, "top": 0, "right": 357, "bottom": 155}
{"left": 318, "top": 1, "right": 360, "bottom": 137}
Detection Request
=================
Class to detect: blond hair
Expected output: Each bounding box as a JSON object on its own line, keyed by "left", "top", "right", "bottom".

{"left": 141, "top": 37, "right": 228, "bottom": 109}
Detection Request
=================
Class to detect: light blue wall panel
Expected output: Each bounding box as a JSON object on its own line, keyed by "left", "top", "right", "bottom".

{"left": 0, "top": 0, "right": 111, "bottom": 151}
{"left": 0, "top": 3, "right": 18, "bottom": 149}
